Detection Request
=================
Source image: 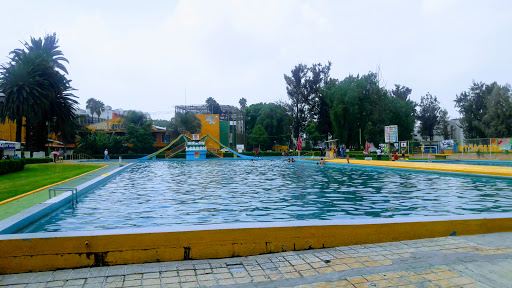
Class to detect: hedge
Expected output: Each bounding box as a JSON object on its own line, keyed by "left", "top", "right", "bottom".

{"left": 0, "top": 159, "right": 25, "bottom": 175}
{"left": 24, "top": 158, "right": 52, "bottom": 164}
{"left": 242, "top": 151, "right": 322, "bottom": 157}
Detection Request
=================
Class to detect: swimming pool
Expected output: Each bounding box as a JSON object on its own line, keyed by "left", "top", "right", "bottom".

{"left": 22, "top": 160, "right": 512, "bottom": 233}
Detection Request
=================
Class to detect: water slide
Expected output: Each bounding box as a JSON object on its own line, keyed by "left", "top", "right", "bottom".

{"left": 203, "top": 134, "right": 253, "bottom": 159}
{"left": 139, "top": 134, "right": 188, "bottom": 160}
{"left": 139, "top": 133, "right": 252, "bottom": 160}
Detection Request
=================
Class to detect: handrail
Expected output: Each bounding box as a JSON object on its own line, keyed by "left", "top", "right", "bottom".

{"left": 70, "top": 153, "right": 95, "bottom": 160}
{"left": 143, "top": 134, "right": 185, "bottom": 160}
{"left": 203, "top": 134, "right": 253, "bottom": 159}
{"left": 165, "top": 143, "right": 187, "bottom": 159}
{"left": 207, "top": 147, "right": 223, "bottom": 158}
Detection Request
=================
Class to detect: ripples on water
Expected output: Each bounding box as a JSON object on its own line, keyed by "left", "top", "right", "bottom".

{"left": 24, "top": 160, "right": 512, "bottom": 232}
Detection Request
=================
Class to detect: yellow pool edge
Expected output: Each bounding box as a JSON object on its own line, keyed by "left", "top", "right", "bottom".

{"left": 324, "top": 159, "right": 512, "bottom": 177}
{"left": 1, "top": 216, "right": 511, "bottom": 274}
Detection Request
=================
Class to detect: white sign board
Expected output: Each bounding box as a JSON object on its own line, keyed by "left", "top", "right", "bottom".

{"left": 236, "top": 144, "right": 244, "bottom": 153}
{"left": 400, "top": 141, "right": 407, "bottom": 148}
{"left": 384, "top": 125, "right": 398, "bottom": 143}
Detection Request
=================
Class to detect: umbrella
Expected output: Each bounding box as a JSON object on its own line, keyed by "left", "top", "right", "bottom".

{"left": 50, "top": 151, "right": 60, "bottom": 155}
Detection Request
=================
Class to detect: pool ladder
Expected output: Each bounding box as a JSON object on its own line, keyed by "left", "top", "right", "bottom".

{"left": 49, "top": 188, "right": 78, "bottom": 207}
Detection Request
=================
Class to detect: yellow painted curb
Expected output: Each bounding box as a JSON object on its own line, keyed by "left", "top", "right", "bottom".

{"left": 325, "top": 159, "right": 512, "bottom": 177}
{"left": 0, "top": 216, "right": 511, "bottom": 273}
{"left": 0, "top": 164, "right": 107, "bottom": 206}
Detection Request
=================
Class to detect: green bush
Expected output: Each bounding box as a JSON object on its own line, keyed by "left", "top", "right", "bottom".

{"left": 241, "top": 151, "right": 321, "bottom": 157}
{"left": 24, "top": 158, "right": 52, "bottom": 164}
{"left": 0, "top": 159, "right": 25, "bottom": 175}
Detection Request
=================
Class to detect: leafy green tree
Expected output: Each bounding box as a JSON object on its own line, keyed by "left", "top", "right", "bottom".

{"left": 248, "top": 124, "right": 269, "bottom": 149}
{"left": 417, "top": 93, "right": 441, "bottom": 142}
{"left": 125, "top": 122, "right": 154, "bottom": 154}
{"left": 323, "top": 72, "right": 415, "bottom": 147}
{"left": 391, "top": 84, "right": 412, "bottom": 101}
{"left": 205, "top": 97, "right": 222, "bottom": 114}
{"left": 245, "top": 102, "right": 291, "bottom": 146}
{"left": 455, "top": 81, "right": 512, "bottom": 138}
{"left": 284, "top": 62, "right": 332, "bottom": 139}
{"left": 482, "top": 84, "right": 512, "bottom": 137}
{"left": 76, "top": 132, "right": 127, "bottom": 155}
{"left": 166, "top": 112, "right": 201, "bottom": 139}
{"left": 152, "top": 119, "right": 170, "bottom": 127}
{"left": 305, "top": 122, "right": 323, "bottom": 147}
{"left": 435, "top": 108, "right": 450, "bottom": 139}
{"left": 124, "top": 110, "right": 150, "bottom": 127}
{"left": 454, "top": 81, "right": 494, "bottom": 138}
{"left": 284, "top": 64, "right": 308, "bottom": 138}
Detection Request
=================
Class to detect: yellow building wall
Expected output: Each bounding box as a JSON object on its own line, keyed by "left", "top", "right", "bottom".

{"left": 196, "top": 114, "right": 220, "bottom": 149}
{"left": 0, "top": 118, "right": 26, "bottom": 142}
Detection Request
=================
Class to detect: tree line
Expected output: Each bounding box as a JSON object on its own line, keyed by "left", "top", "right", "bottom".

{"left": 244, "top": 62, "right": 512, "bottom": 150}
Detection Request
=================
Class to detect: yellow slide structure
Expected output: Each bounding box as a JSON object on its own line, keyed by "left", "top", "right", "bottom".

{"left": 140, "top": 134, "right": 188, "bottom": 160}
{"left": 203, "top": 134, "right": 253, "bottom": 159}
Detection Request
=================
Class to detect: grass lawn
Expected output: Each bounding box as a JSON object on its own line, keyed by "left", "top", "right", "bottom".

{"left": 0, "top": 164, "right": 103, "bottom": 202}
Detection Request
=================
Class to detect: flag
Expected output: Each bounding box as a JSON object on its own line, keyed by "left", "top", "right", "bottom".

{"left": 297, "top": 137, "right": 303, "bottom": 151}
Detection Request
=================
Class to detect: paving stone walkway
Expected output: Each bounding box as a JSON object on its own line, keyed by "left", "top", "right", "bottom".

{"left": 1, "top": 232, "right": 511, "bottom": 288}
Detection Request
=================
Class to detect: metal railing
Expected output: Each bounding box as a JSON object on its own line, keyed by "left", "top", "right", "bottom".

{"left": 165, "top": 143, "right": 187, "bottom": 159}
{"left": 70, "top": 153, "right": 95, "bottom": 160}
{"left": 207, "top": 147, "right": 223, "bottom": 158}
{"left": 49, "top": 188, "right": 78, "bottom": 207}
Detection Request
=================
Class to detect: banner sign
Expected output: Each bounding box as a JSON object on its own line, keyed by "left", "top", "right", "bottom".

{"left": 440, "top": 140, "right": 454, "bottom": 150}
{"left": 0, "top": 141, "right": 19, "bottom": 150}
{"left": 384, "top": 125, "right": 398, "bottom": 143}
{"left": 400, "top": 141, "right": 407, "bottom": 148}
{"left": 496, "top": 139, "right": 512, "bottom": 150}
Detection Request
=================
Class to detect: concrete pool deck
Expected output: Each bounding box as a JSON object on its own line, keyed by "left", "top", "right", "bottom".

{"left": 1, "top": 232, "right": 511, "bottom": 287}
{"left": 325, "top": 159, "right": 512, "bottom": 177}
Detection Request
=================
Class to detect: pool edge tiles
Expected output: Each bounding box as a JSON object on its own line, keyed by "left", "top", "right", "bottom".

{"left": 1, "top": 213, "right": 512, "bottom": 273}
{"left": 0, "top": 163, "right": 134, "bottom": 235}
{"left": 325, "top": 159, "right": 512, "bottom": 177}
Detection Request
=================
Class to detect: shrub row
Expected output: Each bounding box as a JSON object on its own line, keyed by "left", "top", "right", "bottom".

{"left": 0, "top": 159, "right": 25, "bottom": 175}
{"left": 242, "top": 151, "right": 322, "bottom": 157}
{"left": 24, "top": 158, "right": 52, "bottom": 164}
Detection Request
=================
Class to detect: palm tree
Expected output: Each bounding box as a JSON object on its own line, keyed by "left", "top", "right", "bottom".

{"left": 86, "top": 98, "right": 98, "bottom": 123}
{"left": 95, "top": 100, "right": 105, "bottom": 122}
{"left": 0, "top": 33, "right": 77, "bottom": 150}
{"left": 86, "top": 98, "right": 104, "bottom": 123}
{"left": 0, "top": 53, "right": 51, "bottom": 143}
{"left": 11, "top": 33, "right": 69, "bottom": 75}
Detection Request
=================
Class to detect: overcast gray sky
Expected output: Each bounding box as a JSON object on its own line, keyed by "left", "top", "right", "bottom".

{"left": 1, "top": 0, "right": 510, "bottom": 120}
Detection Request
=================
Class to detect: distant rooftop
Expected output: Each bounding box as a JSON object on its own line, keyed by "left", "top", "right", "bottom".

{"left": 175, "top": 104, "right": 241, "bottom": 121}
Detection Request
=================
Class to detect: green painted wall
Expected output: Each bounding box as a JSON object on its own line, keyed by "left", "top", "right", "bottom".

{"left": 219, "top": 121, "right": 229, "bottom": 147}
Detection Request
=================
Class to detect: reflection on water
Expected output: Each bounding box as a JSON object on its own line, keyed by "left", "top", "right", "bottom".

{"left": 23, "top": 160, "right": 512, "bottom": 232}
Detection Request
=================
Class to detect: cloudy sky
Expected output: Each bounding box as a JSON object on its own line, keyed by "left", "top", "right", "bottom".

{"left": 1, "top": 0, "right": 510, "bottom": 120}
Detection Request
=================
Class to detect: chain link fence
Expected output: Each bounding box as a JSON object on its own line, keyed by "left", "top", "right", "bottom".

{"left": 401, "top": 138, "right": 512, "bottom": 160}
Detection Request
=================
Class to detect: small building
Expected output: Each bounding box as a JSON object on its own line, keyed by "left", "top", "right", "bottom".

{"left": 175, "top": 104, "right": 244, "bottom": 151}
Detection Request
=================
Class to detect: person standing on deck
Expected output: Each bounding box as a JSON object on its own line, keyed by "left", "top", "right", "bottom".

{"left": 104, "top": 149, "right": 109, "bottom": 161}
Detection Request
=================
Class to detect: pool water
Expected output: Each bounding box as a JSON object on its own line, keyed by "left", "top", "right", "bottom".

{"left": 22, "top": 160, "right": 512, "bottom": 233}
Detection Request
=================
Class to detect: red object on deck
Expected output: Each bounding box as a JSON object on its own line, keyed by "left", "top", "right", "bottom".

{"left": 297, "top": 137, "right": 303, "bottom": 151}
